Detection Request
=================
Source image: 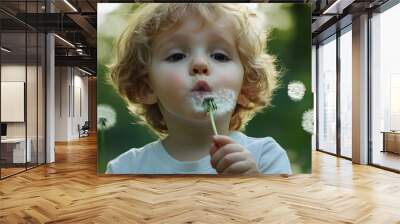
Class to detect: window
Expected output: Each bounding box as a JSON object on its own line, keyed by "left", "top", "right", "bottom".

{"left": 317, "top": 35, "right": 337, "bottom": 154}
{"left": 339, "top": 27, "right": 352, "bottom": 158}
{"left": 0, "top": 1, "right": 47, "bottom": 179}
{"left": 370, "top": 2, "right": 400, "bottom": 171}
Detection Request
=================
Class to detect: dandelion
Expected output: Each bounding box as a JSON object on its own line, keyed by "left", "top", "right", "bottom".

{"left": 97, "top": 104, "right": 117, "bottom": 130}
{"left": 288, "top": 81, "right": 306, "bottom": 102}
{"left": 97, "top": 104, "right": 117, "bottom": 155}
{"left": 197, "top": 89, "right": 236, "bottom": 136}
{"left": 302, "top": 109, "right": 314, "bottom": 134}
{"left": 191, "top": 89, "right": 236, "bottom": 115}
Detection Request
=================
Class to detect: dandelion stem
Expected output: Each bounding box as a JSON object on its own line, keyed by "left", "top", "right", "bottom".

{"left": 203, "top": 98, "right": 218, "bottom": 135}
{"left": 209, "top": 109, "right": 218, "bottom": 135}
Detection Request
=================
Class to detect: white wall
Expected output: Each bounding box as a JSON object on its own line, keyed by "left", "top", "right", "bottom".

{"left": 1, "top": 82, "right": 25, "bottom": 122}
{"left": 1, "top": 65, "right": 40, "bottom": 137}
{"left": 55, "top": 67, "right": 89, "bottom": 141}
{"left": 1, "top": 65, "right": 26, "bottom": 139}
{"left": 55, "top": 67, "right": 69, "bottom": 141}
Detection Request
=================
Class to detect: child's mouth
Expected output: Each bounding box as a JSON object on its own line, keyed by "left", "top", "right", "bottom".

{"left": 191, "top": 80, "right": 212, "bottom": 93}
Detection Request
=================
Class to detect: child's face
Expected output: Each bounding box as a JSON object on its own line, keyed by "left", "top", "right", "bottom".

{"left": 148, "top": 14, "right": 244, "bottom": 121}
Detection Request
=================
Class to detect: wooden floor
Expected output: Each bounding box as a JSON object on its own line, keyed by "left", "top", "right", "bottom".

{"left": 1, "top": 167, "right": 26, "bottom": 178}
{"left": 1, "top": 135, "right": 400, "bottom": 223}
{"left": 1, "top": 163, "right": 45, "bottom": 178}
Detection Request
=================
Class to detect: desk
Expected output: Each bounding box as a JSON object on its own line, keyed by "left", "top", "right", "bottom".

{"left": 381, "top": 131, "right": 400, "bottom": 154}
{"left": 1, "top": 138, "right": 31, "bottom": 163}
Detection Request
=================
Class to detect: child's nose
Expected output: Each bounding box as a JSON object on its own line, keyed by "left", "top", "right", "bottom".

{"left": 190, "top": 59, "right": 209, "bottom": 76}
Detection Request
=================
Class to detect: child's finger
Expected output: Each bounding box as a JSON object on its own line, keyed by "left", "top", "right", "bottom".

{"left": 215, "top": 152, "right": 247, "bottom": 173}
{"left": 210, "top": 142, "right": 218, "bottom": 155}
{"left": 210, "top": 144, "right": 242, "bottom": 169}
{"left": 222, "top": 161, "right": 251, "bottom": 175}
{"left": 212, "top": 135, "right": 236, "bottom": 148}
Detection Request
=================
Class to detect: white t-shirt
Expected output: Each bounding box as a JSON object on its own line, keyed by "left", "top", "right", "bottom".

{"left": 106, "top": 131, "right": 292, "bottom": 175}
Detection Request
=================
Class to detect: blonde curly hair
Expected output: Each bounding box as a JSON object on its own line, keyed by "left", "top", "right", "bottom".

{"left": 109, "top": 3, "right": 279, "bottom": 137}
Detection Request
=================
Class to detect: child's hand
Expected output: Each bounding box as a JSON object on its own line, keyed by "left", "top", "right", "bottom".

{"left": 210, "top": 135, "right": 259, "bottom": 175}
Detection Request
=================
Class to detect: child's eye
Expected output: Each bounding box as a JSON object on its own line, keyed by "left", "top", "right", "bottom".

{"left": 211, "top": 53, "right": 231, "bottom": 62}
{"left": 165, "top": 53, "right": 186, "bottom": 62}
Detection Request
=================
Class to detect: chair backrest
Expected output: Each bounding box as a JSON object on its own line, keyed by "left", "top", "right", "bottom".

{"left": 82, "top": 121, "right": 90, "bottom": 129}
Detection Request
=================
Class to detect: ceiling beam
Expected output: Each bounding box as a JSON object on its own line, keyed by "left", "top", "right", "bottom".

{"left": 55, "top": 55, "right": 96, "bottom": 74}
{"left": 66, "top": 13, "right": 96, "bottom": 46}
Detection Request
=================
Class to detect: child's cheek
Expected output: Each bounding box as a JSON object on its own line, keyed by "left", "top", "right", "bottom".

{"left": 216, "top": 75, "right": 241, "bottom": 89}
{"left": 167, "top": 73, "right": 186, "bottom": 89}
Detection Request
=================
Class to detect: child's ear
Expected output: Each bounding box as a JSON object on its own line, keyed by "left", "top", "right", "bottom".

{"left": 138, "top": 76, "right": 157, "bottom": 105}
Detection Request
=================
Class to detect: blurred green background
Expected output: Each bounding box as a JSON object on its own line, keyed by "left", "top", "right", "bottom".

{"left": 97, "top": 3, "right": 312, "bottom": 174}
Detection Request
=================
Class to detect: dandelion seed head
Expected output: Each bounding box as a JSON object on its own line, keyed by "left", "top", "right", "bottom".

{"left": 302, "top": 109, "right": 314, "bottom": 134}
{"left": 97, "top": 104, "right": 117, "bottom": 130}
{"left": 191, "top": 89, "right": 236, "bottom": 116}
{"left": 288, "top": 81, "right": 306, "bottom": 102}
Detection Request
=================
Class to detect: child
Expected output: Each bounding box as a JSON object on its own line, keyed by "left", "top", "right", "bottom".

{"left": 106, "top": 3, "right": 292, "bottom": 175}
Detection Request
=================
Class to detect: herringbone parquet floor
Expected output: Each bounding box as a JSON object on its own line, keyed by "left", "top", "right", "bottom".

{"left": 1, "top": 135, "right": 400, "bottom": 223}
